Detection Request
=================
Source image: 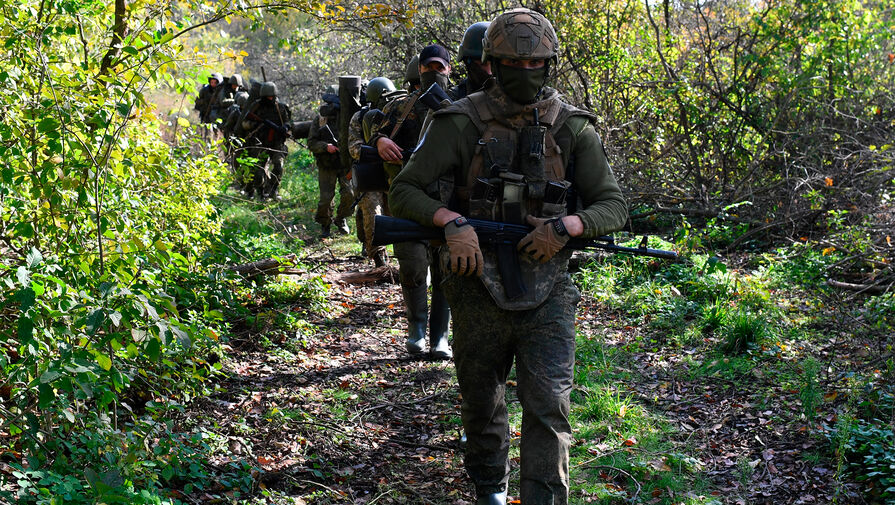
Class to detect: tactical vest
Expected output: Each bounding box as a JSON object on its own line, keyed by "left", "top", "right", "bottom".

{"left": 436, "top": 87, "right": 595, "bottom": 310}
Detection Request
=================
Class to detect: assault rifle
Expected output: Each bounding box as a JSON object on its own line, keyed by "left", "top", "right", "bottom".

{"left": 372, "top": 215, "right": 678, "bottom": 260}
{"left": 246, "top": 111, "right": 290, "bottom": 140}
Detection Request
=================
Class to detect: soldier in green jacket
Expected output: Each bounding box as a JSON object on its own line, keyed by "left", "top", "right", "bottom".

{"left": 390, "top": 9, "right": 628, "bottom": 504}
{"left": 370, "top": 47, "right": 454, "bottom": 360}
{"left": 309, "top": 85, "right": 353, "bottom": 237}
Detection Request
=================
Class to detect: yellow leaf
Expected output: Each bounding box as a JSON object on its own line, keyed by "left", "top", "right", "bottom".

{"left": 822, "top": 247, "right": 835, "bottom": 256}
{"left": 177, "top": 117, "right": 190, "bottom": 128}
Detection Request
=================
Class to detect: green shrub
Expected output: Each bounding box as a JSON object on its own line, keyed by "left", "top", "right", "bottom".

{"left": 720, "top": 311, "right": 767, "bottom": 355}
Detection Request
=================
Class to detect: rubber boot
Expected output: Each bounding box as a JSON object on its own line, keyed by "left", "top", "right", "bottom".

{"left": 335, "top": 218, "right": 350, "bottom": 235}
{"left": 403, "top": 284, "right": 428, "bottom": 355}
{"left": 476, "top": 491, "right": 507, "bottom": 505}
{"left": 428, "top": 287, "right": 452, "bottom": 360}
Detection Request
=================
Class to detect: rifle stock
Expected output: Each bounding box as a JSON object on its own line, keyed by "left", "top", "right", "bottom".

{"left": 246, "top": 111, "right": 289, "bottom": 136}
{"left": 372, "top": 215, "right": 678, "bottom": 260}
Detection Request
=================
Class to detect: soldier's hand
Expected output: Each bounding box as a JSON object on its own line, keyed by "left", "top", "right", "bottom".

{"left": 517, "top": 215, "right": 570, "bottom": 263}
{"left": 376, "top": 137, "right": 403, "bottom": 162}
{"left": 444, "top": 217, "right": 483, "bottom": 277}
{"left": 326, "top": 144, "right": 339, "bottom": 154}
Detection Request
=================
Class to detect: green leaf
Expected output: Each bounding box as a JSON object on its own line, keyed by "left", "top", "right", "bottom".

{"left": 26, "top": 247, "right": 43, "bottom": 268}
{"left": 40, "top": 369, "right": 62, "bottom": 383}
{"left": 96, "top": 353, "right": 112, "bottom": 371}
{"left": 85, "top": 309, "right": 104, "bottom": 335}
{"left": 38, "top": 383, "right": 55, "bottom": 408}
{"left": 109, "top": 311, "right": 122, "bottom": 328}
{"left": 122, "top": 46, "right": 138, "bottom": 56}
{"left": 17, "top": 317, "right": 34, "bottom": 340}
{"left": 145, "top": 338, "right": 160, "bottom": 361}
{"left": 16, "top": 266, "right": 29, "bottom": 287}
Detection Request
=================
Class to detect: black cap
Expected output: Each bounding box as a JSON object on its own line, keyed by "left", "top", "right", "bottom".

{"left": 419, "top": 44, "right": 450, "bottom": 68}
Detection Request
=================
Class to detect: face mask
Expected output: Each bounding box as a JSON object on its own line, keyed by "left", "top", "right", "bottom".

{"left": 420, "top": 70, "right": 450, "bottom": 92}
{"left": 465, "top": 60, "right": 492, "bottom": 93}
{"left": 496, "top": 63, "right": 547, "bottom": 104}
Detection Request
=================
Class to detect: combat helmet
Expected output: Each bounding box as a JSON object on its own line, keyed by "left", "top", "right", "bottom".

{"left": 404, "top": 55, "right": 420, "bottom": 86}
{"left": 249, "top": 79, "right": 262, "bottom": 100}
{"left": 482, "top": 8, "right": 559, "bottom": 63}
{"left": 366, "top": 77, "right": 397, "bottom": 108}
{"left": 229, "top": 74, "right": 244, "bottom": 87}
{"left": 458, "top": 21, "right": 490, "bottom": 62}
{"left": 260, "top": 81, "right": 278, "bottom": 97}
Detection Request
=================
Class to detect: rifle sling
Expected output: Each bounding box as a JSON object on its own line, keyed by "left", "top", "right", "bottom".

{"left": 495, "top": 242, "right": 527, "bottom": 300}
{"left": 388, "top": 93, "right": 420, "bottom": 140}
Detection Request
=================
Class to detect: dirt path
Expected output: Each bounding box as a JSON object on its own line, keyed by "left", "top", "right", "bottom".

{"left": 190, "top": 249, "right": 472, "bottom": 504}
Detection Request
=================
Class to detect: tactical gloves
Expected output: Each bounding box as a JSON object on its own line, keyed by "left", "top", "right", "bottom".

{"left": 444, "top": 217, "right": 483, "bottom": 276}
{"left": 518, "top": 215, "right": 569, "bottom": 263}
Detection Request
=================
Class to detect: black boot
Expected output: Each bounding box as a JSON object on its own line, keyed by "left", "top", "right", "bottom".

{"left": 402, "top": 284, "right": 428, "bottom": 355}
{"left": 428, "top": 287, "right": 451, "bottom": 360}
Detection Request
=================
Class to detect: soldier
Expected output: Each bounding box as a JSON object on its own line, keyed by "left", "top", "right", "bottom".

{"left": 453, "top": 22, "right": 492, "bottom": 99}
{"left": 194, "top": 72, "right": 223, "bottom": 124}
{"left": 214, "top": 74, "right": 247, "bottom": 116}
{"left": 389, "top": 9, "right": 628, "bottom": 504}
{"left": 222, "top": 93, "right": 250, "bottom": 188}
{"left": 309, "top": 85, "right": 353, "bottom": 237}
{"left": 240, "top": 81, "right": 292, "bottom": 200}
{"left": 369, "top": 46, "right": 453, "bottom": 360}
{"left": 348, "top": 76, "right": 399, "bottom": 266}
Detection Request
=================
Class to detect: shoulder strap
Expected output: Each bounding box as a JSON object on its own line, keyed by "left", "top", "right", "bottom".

{"left": 388, "top": 93, "right": 421, "bottom": 139}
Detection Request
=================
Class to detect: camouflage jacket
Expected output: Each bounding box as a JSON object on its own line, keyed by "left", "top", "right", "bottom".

{"left": 241, "top": 99, "right": 292, "bottom": 147}
{"left": 308, "top": 112, "right": 341, "bottom": 170}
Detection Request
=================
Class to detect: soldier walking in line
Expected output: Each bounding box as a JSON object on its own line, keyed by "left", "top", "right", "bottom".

{"left": 389, "top": 9, "right": 628, "bottom": 504}
{"left": 369, "top": 46, "right": 454, "bottom": 360}
{"left": 349, "top": 76, "right": 402, "bottom": 266}
{"left": 309, "top": 85, "right": 354, "bottom": 237}
{"left": 452, "top": 22, "right": 492, "bottom": 99}
{"left": 194, "top": 72, "right": 223, "bottom": 130}
{"left": 240, "top": 81, "right": 292, "bottom": 200}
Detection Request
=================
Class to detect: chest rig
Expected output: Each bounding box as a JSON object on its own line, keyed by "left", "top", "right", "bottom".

{"left": 437, "top": 88, "right": 592, "bottom": 310}
{"left": 460, "top": 91, "right": 571, "bottom": 224}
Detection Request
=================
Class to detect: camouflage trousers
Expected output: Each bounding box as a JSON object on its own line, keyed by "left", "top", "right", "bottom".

{"left": 360, "top": 191, "right": 388, "bottom": 260}
{"left": 244, "top": 145, "right": 286, "bottom": 199}
{"left": 314, "top": 165, "right": 354, "bottom": 228}
{"left": 442, "top": 272, "right": 580, "bottom": 505}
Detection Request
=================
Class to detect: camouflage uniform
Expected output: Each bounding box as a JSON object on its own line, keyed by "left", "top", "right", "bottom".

{"left": 240, "top": 86, "right": 291, "bottom": 200}
{"left": 389, "top": 9, "right": 628, "bottom": 504}
{"left": 194, "top": 72, "right": 223, "bottom": 123}
{"left": 309, "top": 101, "right": 353, "bottom": 234}
{"left": 347, "top": 107, "right": 383, "bottom": 261}
{"left": 369, "top": 81, "right": 452, "bottom": 358}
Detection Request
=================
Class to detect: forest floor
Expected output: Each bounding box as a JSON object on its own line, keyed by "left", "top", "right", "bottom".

{"left": 175, "top": 153, "right": 887, "bottom": 504}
